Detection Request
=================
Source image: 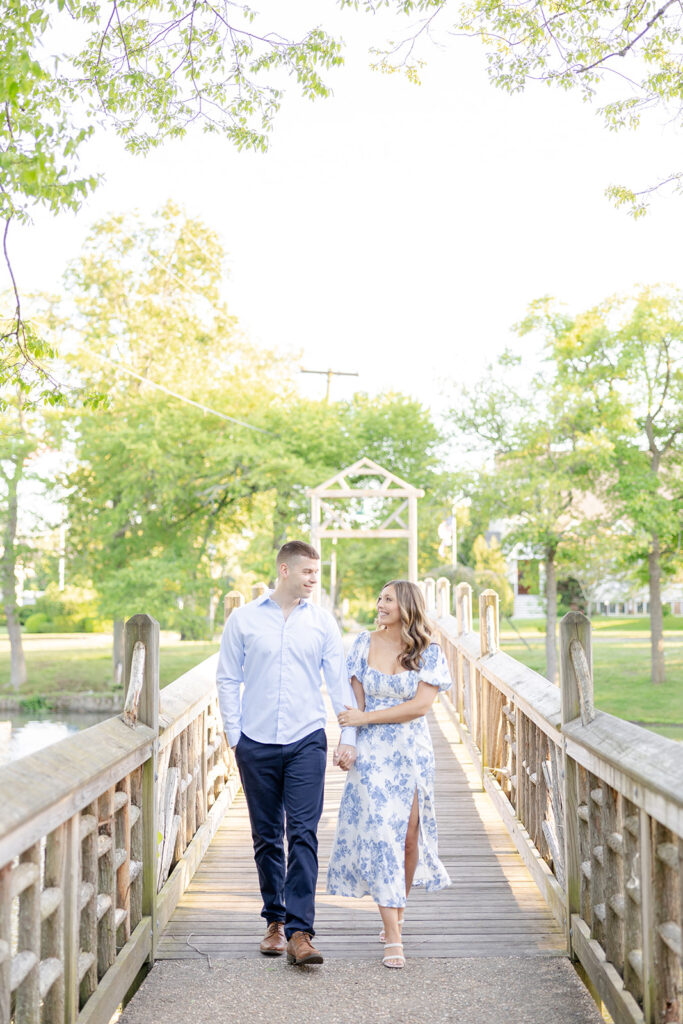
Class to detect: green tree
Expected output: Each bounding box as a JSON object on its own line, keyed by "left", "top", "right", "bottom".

{"left": 0, "top": 388, "right": 63, "bottom": 687}
{"left": 350, "top": 0, "right": 683, "bottom": 212}
{"left": 558, "top": 526, "right": 627, "bottom": 618}
{"left": 63, "top": 206, "right": 294, "bottom": 633}
{"left": 535, "top": 288, "right": 683, "bottom": 683}
{"left": 452, "top": 351, "right": 608, "bottom": 683}
{"left": 69, "top": 387, "right": 450, "bottom": 630}
{"left": 472, "top": 534, "right": 514, "bottom": 616}
{"left": 1, "top": 1, "right": 342, "bottom": 397}
{"left": 63, "top": 207, "right": 453, "bottom": 625}
{"left": 0, "top": 394, "right": 32, "bottom": 687}
{"left": 4, "top": 0, "right": 683, "bottom": 403}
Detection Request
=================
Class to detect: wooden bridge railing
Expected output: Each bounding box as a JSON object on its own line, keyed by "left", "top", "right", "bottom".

{"left": 425, "top": 577, "right": 683, "bottom": 1024}
{"left": 0, "top": 602, "right": 243, "bottom": 1024}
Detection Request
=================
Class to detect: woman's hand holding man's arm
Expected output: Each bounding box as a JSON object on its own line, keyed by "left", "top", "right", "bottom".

{"left": 337, "top": 681, "right": 439, "bottom": 728}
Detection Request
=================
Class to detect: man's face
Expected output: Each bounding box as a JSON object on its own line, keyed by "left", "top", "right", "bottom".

{"left": 281, "top": 556, "right": 319, "bottom": 598}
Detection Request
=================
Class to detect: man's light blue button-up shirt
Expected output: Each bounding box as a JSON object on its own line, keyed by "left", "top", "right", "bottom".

{"left": 216, "top": 591, "right": 357, "bottom": 749}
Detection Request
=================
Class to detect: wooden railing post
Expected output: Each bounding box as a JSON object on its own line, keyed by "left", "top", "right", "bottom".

{"left": 423, "top": 578, "right": 436, "bottom": 613}
{"left": 251, "top": 582, "right": 268, "bottom": 601}
{"left": 436, "top": 577, "right": 451, "bottom": 618}
{"left": 479, "top": 589, "right": 499, "bottom": 656}
{"left": 479, "top": 590, "right": 499, "bottom": 785}
{"left": 124, "top": 614, "right": 159, "bottom": 963}
{"left": 223, "top": 590, "right": 244, "bottom": 623}
{"left": 455, "top": 582, "right": 472, "bottom": 634}
{"left": 560, "top": 611, "right": 593, "bottom": 960}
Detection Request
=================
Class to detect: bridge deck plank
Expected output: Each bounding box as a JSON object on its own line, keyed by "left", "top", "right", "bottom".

{"left": 157, "top": 697, "right": 566, "bottom": 959}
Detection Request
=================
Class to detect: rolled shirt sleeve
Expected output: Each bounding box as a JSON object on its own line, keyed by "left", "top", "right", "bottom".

{"left": 216, "top": 612, "right": 245, "bottom": 747}
{"left": 321, "top": 618, "right": 357, "bottom": 748}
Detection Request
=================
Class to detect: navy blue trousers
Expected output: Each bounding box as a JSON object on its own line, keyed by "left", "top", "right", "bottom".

{"left": 235, "top": 729, "right": 327, "bottom": 939}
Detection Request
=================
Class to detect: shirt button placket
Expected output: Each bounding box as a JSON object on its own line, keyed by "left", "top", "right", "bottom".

{"left": 277, "top": 618, "right": 286, "bottom": 744}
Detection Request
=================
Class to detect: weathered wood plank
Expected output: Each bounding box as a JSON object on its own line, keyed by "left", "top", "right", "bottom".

{"left": 571, "top": 916, "right": 644, "bottom": 1024}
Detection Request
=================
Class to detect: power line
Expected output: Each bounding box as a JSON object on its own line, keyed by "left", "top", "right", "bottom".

{"left": 89, "top": 351, "right": 273, "bottom": 435}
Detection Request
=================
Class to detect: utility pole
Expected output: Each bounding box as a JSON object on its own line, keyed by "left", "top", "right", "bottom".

{"left": 300, "top": 368, "right": 359, "bottom": 402}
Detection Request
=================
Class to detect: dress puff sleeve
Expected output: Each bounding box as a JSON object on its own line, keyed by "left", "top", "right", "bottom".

{"left": 418, "top": 643, "right": 452, "bottom": 692}
{"left": 346, "top": 631, "right": 369, "bottom": 682}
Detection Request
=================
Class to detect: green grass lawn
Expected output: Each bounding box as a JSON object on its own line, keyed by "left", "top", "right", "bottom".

{"left": 497, "top": 615, "right": 683, "bottom": 637}
{"left": 0, "top": 640, "right": 220, "bottom": 703}
{"left": 502, "top": 638, "right": 683, "bottom": 724}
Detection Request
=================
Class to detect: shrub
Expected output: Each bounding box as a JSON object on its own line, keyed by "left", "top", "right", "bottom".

{"left": 176, "top": 610, "right": 211, "bottom": 641}
{"left": 18, "top": 604, "right": 38, "bottom": 625}
{"left": 19, "top": 695, "right": 49, "bottom": 713}
{"left": 53, "top": 614, "right": 79, "bottom": 632}
{"left": 30, "top": 584, "right": 99, "bottom": 630}
{"left": 24, "top": 613, "right": 52, "bottom": 633}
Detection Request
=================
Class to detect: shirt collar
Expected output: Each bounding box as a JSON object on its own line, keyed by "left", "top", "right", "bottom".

{"left": 256, "top": 589, "right": 309, "bottom": 608}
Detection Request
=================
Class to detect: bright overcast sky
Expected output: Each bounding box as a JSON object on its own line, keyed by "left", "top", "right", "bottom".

{"left": 10, "top": 0, "right": 683, "bottom": 410}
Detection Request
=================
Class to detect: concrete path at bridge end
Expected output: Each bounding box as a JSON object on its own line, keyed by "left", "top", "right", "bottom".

{"left": 119, "top": 955, "right": 604, "bottom": 1024}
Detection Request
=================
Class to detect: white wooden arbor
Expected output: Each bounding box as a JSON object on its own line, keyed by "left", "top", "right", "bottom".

{"left": 306, "top": 457, "right": 424, "bottom": 604}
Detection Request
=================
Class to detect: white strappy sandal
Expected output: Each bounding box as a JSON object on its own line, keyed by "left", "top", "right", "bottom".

{"left": 382, "top": 942, "right": 405, "bottom": 969}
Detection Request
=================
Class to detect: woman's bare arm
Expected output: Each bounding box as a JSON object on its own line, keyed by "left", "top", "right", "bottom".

{"left": 339, "top": 681, "right": 438, "bottom": 727}
{"left": 350, "top": 676, "right": 365, "bottom": 712}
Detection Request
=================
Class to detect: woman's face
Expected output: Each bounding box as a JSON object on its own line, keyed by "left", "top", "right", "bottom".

{"left": 377, "top": 585, "right": 401, "bottom": 628}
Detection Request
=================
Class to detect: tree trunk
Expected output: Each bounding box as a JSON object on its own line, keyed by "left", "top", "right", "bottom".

{"left": 648, "top": 533, "right": 665, "bottom": 684}
{"left": 544, "top": 547, "right": 559, "bottom": 685}
{"left": 113, "top": 619, "right": 125, "bottom": 687}
{"left": 1, "top": 466, "right": 26, "bottom": 689}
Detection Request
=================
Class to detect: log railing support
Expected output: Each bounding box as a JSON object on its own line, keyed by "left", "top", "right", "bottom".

{"left": 559, "top": 611, "right": 593, "bottom": 961}
{"left": 423, "top": 578, "right": 436, "bottom": 614}
{"left": 124, "top": 614, "right": 160, "bottom": 963}
{"left": 436, "top": 577, "right": 451, "bottom": 618}
{"left": 479, "top": 590, "right": 499, "bottom": 785}
{"left": 479, "top": 589, "right": 499, "bottom": 656}
{"left": 455, "top": 582, "right": 472, "bottom": 634}
{"left": 251, "top": 582, "right": 268, "bottom": 602}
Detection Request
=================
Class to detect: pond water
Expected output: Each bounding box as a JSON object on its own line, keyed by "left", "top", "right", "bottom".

{"left": 0, "top": 711, "right": 115, "bottom": 765}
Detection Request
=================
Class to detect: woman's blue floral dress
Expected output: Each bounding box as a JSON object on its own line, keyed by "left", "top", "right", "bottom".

{"left": 327, "top": 631, "right": 452, "bottom": 907}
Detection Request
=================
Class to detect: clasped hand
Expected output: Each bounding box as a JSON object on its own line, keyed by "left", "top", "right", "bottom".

{"left": 333, "top": 742, "right": 357, "bottom": 772}
{"left": 337, "top": 705, "right": 367, "bottom": 728}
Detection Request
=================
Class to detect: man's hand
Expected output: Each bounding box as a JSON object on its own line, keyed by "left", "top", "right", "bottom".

{"left": 333, "top": 743, "right": 357, "bottom": 772}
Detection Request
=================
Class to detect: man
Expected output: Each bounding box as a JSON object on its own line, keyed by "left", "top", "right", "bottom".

{"left": 216, "top": 540, "right": 357, "bottom": 966}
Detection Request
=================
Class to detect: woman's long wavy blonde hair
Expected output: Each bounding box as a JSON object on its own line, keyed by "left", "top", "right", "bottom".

{"left": 377, "top": 580, "right": 432, "bottom": 672}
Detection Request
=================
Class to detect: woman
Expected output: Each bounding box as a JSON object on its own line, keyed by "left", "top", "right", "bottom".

{"left": 327, "top": 580, "right": 452, "bottom": 969}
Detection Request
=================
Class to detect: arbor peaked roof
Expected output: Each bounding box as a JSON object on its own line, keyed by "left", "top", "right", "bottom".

{"left": 307, "top": 457, "right": 424, "bottom": 497}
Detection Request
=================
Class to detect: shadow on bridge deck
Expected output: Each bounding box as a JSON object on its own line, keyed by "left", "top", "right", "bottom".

{"left": 155, "top": 698, "right": 566, "bottom": 960}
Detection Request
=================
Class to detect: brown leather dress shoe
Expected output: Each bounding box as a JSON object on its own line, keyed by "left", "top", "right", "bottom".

{"left": 286, "top": 931, "right": 324, "bottom": 965}
{"left": 259, "top": 921, "right": 286, "bottom": 956}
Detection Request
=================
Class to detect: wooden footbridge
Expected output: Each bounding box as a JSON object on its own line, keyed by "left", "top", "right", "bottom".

{"left": 2, "top": 581, "right": 683, "bottom": 1024}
